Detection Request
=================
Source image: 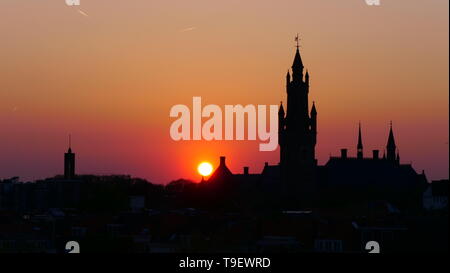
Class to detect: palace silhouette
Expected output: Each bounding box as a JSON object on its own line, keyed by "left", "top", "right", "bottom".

{"left": 56, "top": 43, "right": 429, "bottom": 211}
{"left": 0, "top": 40, "right": 447, "bottom": 253}
{"left": 204, "top": 43, "right": 428, "bottom": 211}
{"left": 50, "top": 43, "right": 430, "bottom": 212}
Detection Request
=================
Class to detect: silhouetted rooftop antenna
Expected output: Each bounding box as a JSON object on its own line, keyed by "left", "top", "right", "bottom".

{"left": 69, "top": 134, "right": 71, "bottom": 149}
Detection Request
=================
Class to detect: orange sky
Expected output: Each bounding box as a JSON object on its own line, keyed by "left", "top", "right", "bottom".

{"left": 0, "top": 0, "right": 448, "bottom": 183}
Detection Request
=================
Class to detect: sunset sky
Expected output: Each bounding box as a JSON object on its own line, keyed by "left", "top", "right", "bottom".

{"left": 0, "top": 0, "right": 448, "bottom": 184}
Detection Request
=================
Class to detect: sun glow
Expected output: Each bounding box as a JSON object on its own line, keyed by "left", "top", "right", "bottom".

{"left": 198, "top": 162, "right": 213, "bottom": 177}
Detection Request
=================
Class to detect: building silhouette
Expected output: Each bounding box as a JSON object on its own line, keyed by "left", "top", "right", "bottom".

{"left": 0, "top": 36, "right": 447, "bottom": 254}
{"left": 278, "top": 43, "right": 317, "bottom": 208}
{"left": 317, "top": 124, "right": 426, "bottom": 210}
{"left": 206, "top": 41, "right": 428, "bottom": 210}
{"left": 64, "top": 136, "right": 76, "bottom": 179}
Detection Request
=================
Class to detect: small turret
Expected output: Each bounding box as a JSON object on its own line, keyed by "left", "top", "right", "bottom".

{"left": 305, "top": 69, "right": 309, "bottom": 85}
{"left": 279, "top": 101, "right": 286, "bottom": 146}
{"left": 310, "top": 102, "right": 317, "bottom": 145}
{"left": 310, "top": 101, "right": 317, "bottom": 116}
{"left": 279, "top": 101, "right": 285, "bottom": 127}
{"left": 279, "top": 101, "right": 285, "bottom": 118}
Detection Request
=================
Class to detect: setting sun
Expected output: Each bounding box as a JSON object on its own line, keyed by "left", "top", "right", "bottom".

{"left": 198, "top": 162, "right": 213, "bottom": 177}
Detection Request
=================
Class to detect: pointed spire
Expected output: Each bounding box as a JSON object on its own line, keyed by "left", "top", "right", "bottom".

{"left": 292, "top": 47, "right": 304, "bottom": 70}
{"left": 311, "top": 101, "right": 317, "bottom": 115}
{"left": 68, "top": 134, "right": 72, "bottom": 153}
{"left": 357, "top": 122, "right": 363, "bottom": 159}
{"left": 291, "top": 35, "right": 304, "bottom": 82}
{"left": 279, "top": 101, "right": 285, "bottom": 116}
{"left": 387, "top": 121, "right": 396, "bottom": 149}
{"left": 357, "top": 122, "right": 363, "bottom": 149}
{"left": 286, "top": 70, "right": 291, "bottom": 84}
{"left": 386, "top": 121, "right": 397, "bottom": 161}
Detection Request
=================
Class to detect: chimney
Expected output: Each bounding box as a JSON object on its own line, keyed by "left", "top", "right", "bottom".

{"left": 243, "top": 167, "right": 249, "bottom": 175}
{"left": 340, "top": 149, "right": 348, "bottom": 159}
{"left": 373, "top": 150, "right": 379, "bottom": 160}
{"left": 264, "top": 162, "right": 269, "bottom": 167}
{"left": 220, "top": 156, "right": 226, "bottom": 166}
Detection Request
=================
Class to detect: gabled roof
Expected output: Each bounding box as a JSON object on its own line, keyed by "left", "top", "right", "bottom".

{"left": 207, "top": 157, "right": 233, "bottom": 183}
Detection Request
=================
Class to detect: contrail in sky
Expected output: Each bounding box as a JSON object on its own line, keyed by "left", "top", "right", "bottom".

{"left": 180, "top": 27, "right": 196, "bottom": 32}
{"left": 78, "top": 9, "right": 88, "bottom": 17}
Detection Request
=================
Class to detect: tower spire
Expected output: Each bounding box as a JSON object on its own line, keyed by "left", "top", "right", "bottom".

{"left": 310, "top": 101, "right": 317, "bottom": 115}
{"left": 357, "top": 122, "right": 363, "bottom": 159}
{"left": 292, "top": 46, "right": 304, "bottom": 69}
{"left": 68, "top": 134, "right": 72, "bottom": 153}
{"left": 64, "top": 135, "right": 76, "bottom": 179}
{"left": 386, "top": 121, "right": 397, "bottom": 161}
{"left": 279, "top": 101, "right": 285, "bottom": 116}
{"left": 291, "top": 35, "right": 304, "bottom": 82}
